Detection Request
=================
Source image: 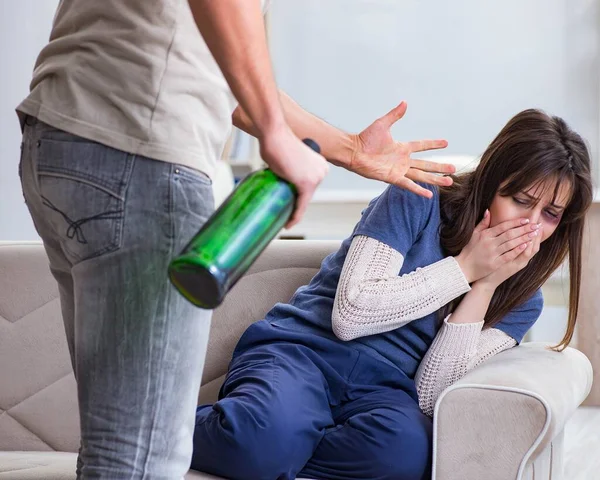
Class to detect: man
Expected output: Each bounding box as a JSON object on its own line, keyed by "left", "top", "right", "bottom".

{"left": 17, "top": 0, "right": 454, "bottom": 477}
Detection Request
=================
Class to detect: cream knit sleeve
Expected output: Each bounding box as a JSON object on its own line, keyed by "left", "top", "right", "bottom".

{"left": 331, "top": 235, "right": 470, "bottom": 341}
{"left": 414, "top": 318, "right": 517, "bottom": 417}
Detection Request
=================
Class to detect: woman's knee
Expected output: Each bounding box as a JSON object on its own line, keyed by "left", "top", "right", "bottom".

{"left": 377, "top": 413, "right": 432, "bottom": 480}
{"left": 349, "top": 408, "right": 432, "bottom": 480}
{"left": 192, "top": 401, "right": 316, "bottom": 479}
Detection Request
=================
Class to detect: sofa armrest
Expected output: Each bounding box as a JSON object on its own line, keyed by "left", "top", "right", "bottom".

{"left": 432, "top": 342, "right": 592, "bottom": 480}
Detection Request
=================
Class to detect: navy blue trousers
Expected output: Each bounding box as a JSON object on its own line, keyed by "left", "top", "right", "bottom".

{"left": 191, "top": 320, "right": 432, "bottom": 480}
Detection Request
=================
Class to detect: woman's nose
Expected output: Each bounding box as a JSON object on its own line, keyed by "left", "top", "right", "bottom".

{"left": 528, "top": 210, "right": 542, "bottom": 225}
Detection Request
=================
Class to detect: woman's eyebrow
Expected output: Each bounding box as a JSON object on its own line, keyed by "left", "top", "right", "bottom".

{"left": 522, "top": 191, "right": 566, "bottom": 210}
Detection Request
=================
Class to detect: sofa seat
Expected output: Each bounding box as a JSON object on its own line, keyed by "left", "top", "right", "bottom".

{"left": 0, "top": 452, "right": 219, "bottom": 479}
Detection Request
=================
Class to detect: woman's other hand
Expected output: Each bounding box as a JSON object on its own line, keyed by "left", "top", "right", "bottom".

{"left": 455, "top": 211, "right": 541, "bottom": 283}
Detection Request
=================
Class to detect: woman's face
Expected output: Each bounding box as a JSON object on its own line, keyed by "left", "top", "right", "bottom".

{"left": 488, "top": 179, "right": 572, "bottom": 243}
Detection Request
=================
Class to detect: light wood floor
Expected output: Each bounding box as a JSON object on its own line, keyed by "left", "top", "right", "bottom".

{"left": 563, "top": 407, "right": 600, "bottom": 479}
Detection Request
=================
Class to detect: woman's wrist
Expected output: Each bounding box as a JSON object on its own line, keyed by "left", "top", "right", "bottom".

{"left": 471, "top": 279, "right": 497, "bottom": 296}
{"left": 447, "top": 279, "right": 495, "bottom": 325}
{"left": 454, "top": 254, "right": 473, "bottom": 284}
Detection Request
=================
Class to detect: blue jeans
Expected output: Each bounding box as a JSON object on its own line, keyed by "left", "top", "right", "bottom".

{"left": 192, "top": 320, "right": 432, "bottom": 480}
{"left": 19, "top": 116, "right": 214, "bottom": 479}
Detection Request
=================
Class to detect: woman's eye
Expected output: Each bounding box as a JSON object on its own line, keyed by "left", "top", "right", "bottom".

{"left": 544, "top": 210, "right": 560, "bottom": 220}
{"left": 512, "top": 197, "right": 528, "bottom": 206}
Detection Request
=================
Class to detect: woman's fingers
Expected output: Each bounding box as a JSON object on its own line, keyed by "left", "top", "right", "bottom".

{"left": 530, "top": 225, "right": 543, "bottom": 256}
{"left": 496, "top": 224, "right": 543, "bottom": 278}
{"left": 486, "top": 217, "right": 530, "bottom": 237}
{"left": 498, "top": 235, "right": 531, "bottom": 255}
{"left": 501, "top": 240, "right": 529, "bottom": 263}
{"left": 497, "top": 224, "right": 540, "bottom": 251}
{"left": 474, "top": 209, "right": 491, "bottom": 233}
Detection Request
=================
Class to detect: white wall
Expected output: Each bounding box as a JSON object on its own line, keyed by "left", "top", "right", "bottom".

{"left": 269, "top": 0, "right": 600, "bottom": 191}
{"left": 0, "top": 1, "right": 58, "bottom": 241}
{"left": 2, "top": 0, "right": 599, "bottom": 239}
{"left": 268, "top": 0, "right": 599, "bottom": 340}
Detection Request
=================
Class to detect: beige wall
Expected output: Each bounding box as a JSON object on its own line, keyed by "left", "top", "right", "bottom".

{"left": 579, "top": 203, "right": 600, "bottom": 405}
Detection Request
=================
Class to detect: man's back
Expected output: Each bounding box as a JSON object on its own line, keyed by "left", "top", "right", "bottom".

{"left": 16, "top": 0, "right": 259, "bottom": 177}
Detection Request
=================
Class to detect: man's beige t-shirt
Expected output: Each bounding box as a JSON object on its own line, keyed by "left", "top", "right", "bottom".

{"left": 17, "top": 0, "right": 271, "bottom": 179}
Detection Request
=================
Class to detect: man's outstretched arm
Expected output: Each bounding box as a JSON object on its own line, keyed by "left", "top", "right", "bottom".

{"left": 234, "top": 94, "right": 456, "bottom": 198}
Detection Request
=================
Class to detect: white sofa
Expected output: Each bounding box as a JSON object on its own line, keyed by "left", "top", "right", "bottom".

{"left": 0, "top": 241, "right": 593, "bottom": 479}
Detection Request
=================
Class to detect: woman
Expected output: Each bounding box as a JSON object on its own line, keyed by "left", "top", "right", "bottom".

{"left": 190, "top": 109, "right": 593, "bottom": 480}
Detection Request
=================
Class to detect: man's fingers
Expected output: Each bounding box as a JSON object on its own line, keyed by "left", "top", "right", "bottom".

{"left": 285, "top": 192, "right": 310, "bottom": 229}
{"left": 396, "top": 178, "right": 433, "bottom": 199}
{"left": 407, "top": 139, "right": 449, "bottom": 153}
{"left": 410, "top": 159, "right": 456, "bottom": 175}
{"left": 405, "top": 169, "right": 453, "bottom": 187}
{"left": 381, "top": 101, "right": 408, "bottom": 127}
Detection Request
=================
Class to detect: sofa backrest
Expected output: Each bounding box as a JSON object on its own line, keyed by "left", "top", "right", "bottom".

{"left": 0, "top": 240, "right": 339, "bottom": 453}
{"left": 200, "top": 240, "right": 339, "bottom": 402}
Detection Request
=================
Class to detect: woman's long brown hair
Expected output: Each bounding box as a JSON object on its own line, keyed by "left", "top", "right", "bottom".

{"left": 439, "top": 109, "right": 593, "bottom": 351}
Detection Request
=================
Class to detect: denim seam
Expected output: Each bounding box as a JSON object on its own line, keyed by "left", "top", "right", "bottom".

{"left": 37, "top": 168, "right": 124, "bottom": 200}
{"left": 173, "top": 165, "right": 212, "bottom": 186}
{"left": 140, "top": 161, "right": 176, "bottom": 477}
{"left": 117, "top": 155, "right": 135, "bottom": 253}
{"left": 166, "top": 164, "right": 176, "bottom": 240}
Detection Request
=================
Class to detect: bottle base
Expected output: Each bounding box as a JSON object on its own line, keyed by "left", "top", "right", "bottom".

{"left": 168, "top": 264, "right": 224, "bottom": 310}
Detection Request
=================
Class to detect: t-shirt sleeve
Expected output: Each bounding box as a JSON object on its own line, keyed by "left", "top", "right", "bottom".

{"left": 493, "top": 289, "right": 544, "bottom": 344}
{"left": 352, "top": 184, "right": 434, "bottom": 257}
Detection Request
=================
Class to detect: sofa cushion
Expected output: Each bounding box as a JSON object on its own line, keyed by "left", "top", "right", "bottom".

{"left": 0, "top": 452, "right": 319, "bottom": 479}
{"left": 0, "top": 452, "right": 225, "bottom": 479}
{"left": 0, "top": 243, "right": 78, "bottom": 452}
{"left": 0, "top": 452, "right": 76, "bottom": 480}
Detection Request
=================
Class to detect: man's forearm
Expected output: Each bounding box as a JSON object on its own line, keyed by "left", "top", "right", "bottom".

{"left": 233, "top": 91, "right": 355, "bottom": 168}
{"left": 188, "top": 0, "right": 284, "bottom": 136}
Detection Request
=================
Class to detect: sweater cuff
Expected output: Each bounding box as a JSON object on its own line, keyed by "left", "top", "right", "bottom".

{"left": 430, "top": 315, "right": 484, "bottom": 356}
{"left": 423, "top": 257, "right": 471, "bottom": 307}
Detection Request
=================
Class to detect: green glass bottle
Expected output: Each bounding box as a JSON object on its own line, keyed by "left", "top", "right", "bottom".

{"left": 168, "top": 138, "right": 321, "bottom": 309}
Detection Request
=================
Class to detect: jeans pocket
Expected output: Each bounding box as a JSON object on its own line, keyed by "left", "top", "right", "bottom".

{"left": 36, "top": 137, "right": 133, "bottom": 262}
{"left": 174, "top": 164, "right": 213, "bottom": 186}
{"left": 171, "top": 164, "right": 215, "bottom": 245}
